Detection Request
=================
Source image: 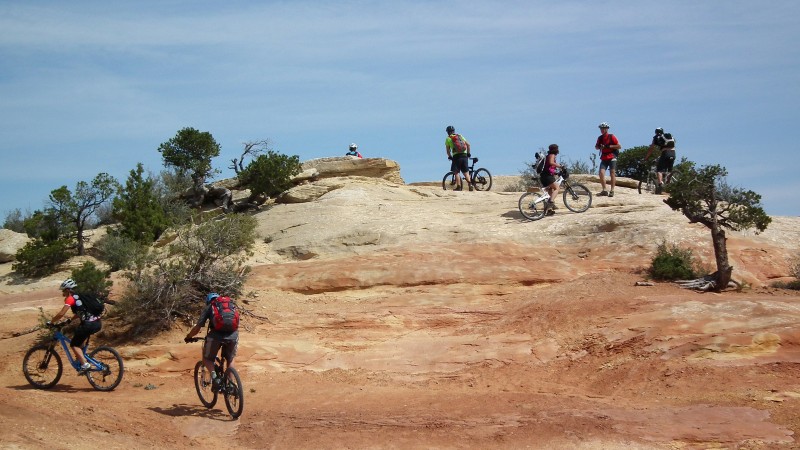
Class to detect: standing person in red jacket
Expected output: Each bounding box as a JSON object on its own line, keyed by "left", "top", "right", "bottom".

{"left": 595, "top": 122, "right": 621, "bottom": 197}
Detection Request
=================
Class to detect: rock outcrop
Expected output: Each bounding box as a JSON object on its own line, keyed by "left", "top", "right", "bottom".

{"left": 0, "top": 229, "right": 29, "bottom": 263}
{"left": 300, "top": 157, "right": 404, "bottom": 184}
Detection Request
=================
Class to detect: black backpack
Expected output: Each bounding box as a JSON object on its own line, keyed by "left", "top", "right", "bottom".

{"left": 533, "top": 152, "right": 546, "bottom": 176}
{"left": 73, "top": 293, "right": 105, "bottom": 316}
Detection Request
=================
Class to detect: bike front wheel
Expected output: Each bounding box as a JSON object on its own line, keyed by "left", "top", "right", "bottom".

{"left": 86, "top": 346, "right": 124, "bottom": 391}
{"left": 518, "top": 192, "right": 546, "bottom": 221}
{"left": 638, "top": 172, "right": 656, "bottom": 194}
{"left": 563, "top": 183, "right": 592, "bottom": 213}
{"left": 442, "top": 172, "right": 463, "bottom": 191}
{"left": 471, "top": 168, "right": 492, "bottom": 191}
{"left": 222, "top": 367, "right": 244, "bottom": 419}
{"left": 23, "top": 344, "right": 63, "bottom": 389}
{"left": 194, "top": 361, "right": 218, "bottom": 408}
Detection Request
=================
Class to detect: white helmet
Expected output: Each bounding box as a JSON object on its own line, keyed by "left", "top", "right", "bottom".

{"left": 598, "top": 122, "right": 610, "bottom": 129}
{"left": 349, "top": 143, "right": 358, "bottom": 150}
{"left": 60, "top": 278, "right": 77, "bottom": 290}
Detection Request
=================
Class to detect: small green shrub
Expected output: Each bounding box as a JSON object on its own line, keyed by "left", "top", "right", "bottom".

{"left": 650, "top": 241, "right": 698, "bottom": 281}
{"left": 70, "top": 261, "right": 112, "bottom": 297}
{"left": 774, "top": 280, "right": 800, "bottom": 290}
{"left": 12, "top": 238, "right": 72, "bottom": 277}
{"left": 95, "top": 232, "right": 150, "bottom": 272}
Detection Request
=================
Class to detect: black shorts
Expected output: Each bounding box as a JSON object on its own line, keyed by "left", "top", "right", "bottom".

{"left": 540, "top": 174, "right": 556, "bottom": 187}
{"left": 452, "top": 154, "right": 469, "bottom": 174}
{"left": 656, "top": 150, "right": 676, "bottom": 173}
{"left": 71, "top": 320, "right": 101, "bottom": 348}
{"left": 203, "top": 336, "right": 238, "bottom": 363}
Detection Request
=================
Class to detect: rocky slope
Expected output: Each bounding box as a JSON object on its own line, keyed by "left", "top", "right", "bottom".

{"left": 1, "top": 160, "right": 799, "bottom": 449}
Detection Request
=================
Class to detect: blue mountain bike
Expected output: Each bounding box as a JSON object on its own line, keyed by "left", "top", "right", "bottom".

{"left": 22, "top": 321, "right": 124, "bottom": 391}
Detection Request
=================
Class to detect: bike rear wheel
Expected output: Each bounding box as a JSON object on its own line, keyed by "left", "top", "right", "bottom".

{"left": 442, "top": 172, "right": 463, "bottom": 191}
{"left": 518, "top": 192, "right": 546, "bottom": 221}
{"left": 23, "top": 344, "right": 63, "bottom": 389}
{"left": 665, "top": 169, "right": 680, "bottom": 186}
{"left": 86, "top": 346, "right": 124, "bottom": 391}
{"left": 223, "top": 367, "right": 244, "bottom": 419}
{"left": 194, "top": 361, "right": 218, "bottom": 408}
{"left": 563, "top": 183, "right": 592, "bottom": 213}
{"left": 471, "top": 168, "right": 492, "bottom": 191}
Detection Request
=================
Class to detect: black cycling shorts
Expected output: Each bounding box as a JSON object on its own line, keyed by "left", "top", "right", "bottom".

{"left": 656, "top": 150, "right": 676, "bottom": 173}
{"left": 452, "top": 154, "right": 469, "bottom": 174}
{"left": 203, "top": 337, "right": 238, "bottom": 363}
{"left": 71, "top": 320, "right": 101, "bottom": 348}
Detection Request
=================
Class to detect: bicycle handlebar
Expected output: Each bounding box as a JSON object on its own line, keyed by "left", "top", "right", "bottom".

{"left": 46, "top": 320, "right": 70, "bottom": 329}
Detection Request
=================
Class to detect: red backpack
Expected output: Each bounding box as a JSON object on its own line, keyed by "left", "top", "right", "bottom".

{"left": 450, "top": 134, "right": 468, "bottom": 154}
{"left": 210, "top": 296, "right": 239, "bottom": 332}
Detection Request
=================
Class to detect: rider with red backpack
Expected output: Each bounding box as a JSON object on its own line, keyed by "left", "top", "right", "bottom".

{"left": 185, "top": 292, "right": 240, "bottom": 389}
{"left": 445, "top": 125, "right": 473, "bottom": 191}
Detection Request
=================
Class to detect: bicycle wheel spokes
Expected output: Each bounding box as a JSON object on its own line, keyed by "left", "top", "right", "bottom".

{"left": 23, "top": 344, "right": 63, "bottom": 389}
{"left": 442, "top": 172, "right": 463, "bottom": 191}
{"left": 563, "top": 183, "right": 592, "bottom": 213}
{"left": 518, "top": 192, "right": 546, "bottom": 221}
{"left": 86, "top": 346, "right": 124, "bottom": 391}
{"left": 471, "top": 168, "right": 492, "bottom": 191}
{"left": 223, "top": 367, "right": 244, "bottom": 419}
{"left": 194, "top": 361, "right": 217, "bottom": 408}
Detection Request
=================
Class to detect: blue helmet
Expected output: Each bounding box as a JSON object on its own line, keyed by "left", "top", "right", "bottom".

{"left": 206, "top": 292, "right": 220, "bottom": 304}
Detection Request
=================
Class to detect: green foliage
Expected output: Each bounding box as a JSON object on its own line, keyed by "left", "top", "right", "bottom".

{"left": 48, "top": 173, "right": 119, "bottom": 255}
{"left": 238, "top": 150, "right": 302, "bottom": 198}
{"left": 615, "top": 146, "right": 650, "bottom": 179}
{"left": 158, "top": 127, "right": 221, "bottom": 187}
{"left": 116, "top": 214, "right": 257, "bottom": 337}
{"left": 3, "top": 208, "right": 28, "bottom": 232}
{"left": 650, "top": 241, "right": 698, "bottom": 281}
{"left": 664, "top": 163, "right": 771, "bottom": 233}
{"left": 94, "top": 232, "right": 151, "bottom": 272}
{"left": 23, "top": 209, "right": 69, "bottom": 242}
{"left": 70, "top": 261, "right": 112, "bottom": 297}
{"left": 113, "top": 163, "right": 170, "bottom": 244}
{"left": 12, "top": 238, "right": 72, "bottom": 277}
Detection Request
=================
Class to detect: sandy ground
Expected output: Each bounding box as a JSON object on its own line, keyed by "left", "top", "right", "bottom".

{"left": 1, "top": 179, "right": 799, "bottom": 449}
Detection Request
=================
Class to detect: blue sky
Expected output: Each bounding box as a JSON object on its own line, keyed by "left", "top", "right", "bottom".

{"left": 1, "top": 0, "right": 798, "bottom": 217}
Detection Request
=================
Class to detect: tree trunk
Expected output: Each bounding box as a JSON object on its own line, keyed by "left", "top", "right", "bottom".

{"left": 76, "top": 231, "right": 85, "bottom": 255}
{"left": 710, "top": 223, "right": 732, "bottom": 291}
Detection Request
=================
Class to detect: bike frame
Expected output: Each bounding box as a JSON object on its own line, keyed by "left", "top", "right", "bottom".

{"left": 532, "top": 175, "right": 565, "bottom": 202}
{"left": 50, "top": 329, "right": 102, "bottom": 371}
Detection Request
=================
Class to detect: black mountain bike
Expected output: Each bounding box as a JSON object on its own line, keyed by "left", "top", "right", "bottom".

{"left": 187, "top": 336, "right": 244, "bottom": 419}
{"left": 442, "top": 157, "right": 492, "bottom": 191}
{"left": 518, "top": 169, "right": 592, "bottom": 221}
{"left": 639, "top": 165, "right": 680, "bottom": 194}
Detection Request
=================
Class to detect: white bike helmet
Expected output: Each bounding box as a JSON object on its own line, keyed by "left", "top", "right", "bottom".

{"left": 598, "top": 122, "right": 610, "bottom": 129}
{"left": 60, "top": 278, "right": 77, "bottom": 290}
{"left": 349, "top": 143, "right": 358, "bottom": 151}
